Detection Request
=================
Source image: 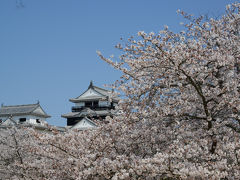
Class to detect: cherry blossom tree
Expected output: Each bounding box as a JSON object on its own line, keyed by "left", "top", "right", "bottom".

{"left": 1, "top": 2, "right": 240, "bottom": 179}
{"left": 99, "top": 1, "right": 240, "bottom": 156}
{"left": 0, "top": 127, "right": 34, "bottom": 179}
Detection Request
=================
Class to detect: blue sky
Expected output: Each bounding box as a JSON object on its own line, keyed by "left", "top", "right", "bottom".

{"left": 0, "top": 0, "right": 236, "bottom": 126}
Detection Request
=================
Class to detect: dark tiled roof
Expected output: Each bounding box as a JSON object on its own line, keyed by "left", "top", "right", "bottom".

{"left": 69, "top": 82, "right": 120, "bottom": 102}
{"left": 61, "top": 112, "right": 80, "bottom": 118}
{"left": 0, "top": 104, "right": 38, "bottom": 114}
{"left": 0, "top": 103, "right": 50, "bottom": 118}
{"left": 61, "top": 108, "right": 113, "bottom": 118}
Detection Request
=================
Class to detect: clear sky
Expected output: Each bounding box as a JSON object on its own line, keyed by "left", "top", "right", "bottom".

{"left": 0, "top": 0, "right": 236, "bottom": 126}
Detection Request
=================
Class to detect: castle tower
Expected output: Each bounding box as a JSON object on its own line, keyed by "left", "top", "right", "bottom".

{"left": 61, "top": 81, "right": 119, "bottom": 129}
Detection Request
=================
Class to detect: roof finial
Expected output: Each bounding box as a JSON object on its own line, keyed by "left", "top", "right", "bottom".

{"left": 1, "top": 103, "right": 4, "bottom": 107}
{"left": 37, "top": 100, "right": 40, "bottom": 104}
{"left": 88, "top": 80, "right": 93, "bottom": 89}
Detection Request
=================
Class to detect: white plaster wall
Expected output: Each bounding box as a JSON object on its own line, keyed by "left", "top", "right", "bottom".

{"left": 75, "top": 102, "right": 85, "bottom": 107}
{"left": 99, "top": 101, "right": 109, "bottom": 107}
{"left": 0, "top": 115, "right": 47, "bottom": 125}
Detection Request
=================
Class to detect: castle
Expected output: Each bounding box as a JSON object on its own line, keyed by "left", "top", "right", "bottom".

{"left": 0, "top": 81, "right": 119, "bottom": 130}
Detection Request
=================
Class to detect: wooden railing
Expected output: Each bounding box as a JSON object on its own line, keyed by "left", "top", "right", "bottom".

{"left": 71, "top": 105, "right": 114, "bottom": 112}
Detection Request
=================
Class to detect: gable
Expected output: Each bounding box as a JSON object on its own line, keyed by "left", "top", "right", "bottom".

{"left": 79, "top": 88, "right": 105, "bottom": 99}
{"left": 32, "top": 107, "right": 48, "bottom": 117}
{"left": 71, "top": 118, "right": 97, "bottom": 129}
{"left": 2, "top": 118, "right": 17, "bottom": 125}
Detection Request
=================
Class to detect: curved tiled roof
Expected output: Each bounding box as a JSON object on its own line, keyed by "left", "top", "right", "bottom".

{"left": 61, "top": 108, "right": 113, "bottom": 118}
{"left": 69, "top": 81, "right": 119, "bottom": 102}
{"left": 0, "top": 103, "right": 50, "bottom": 118}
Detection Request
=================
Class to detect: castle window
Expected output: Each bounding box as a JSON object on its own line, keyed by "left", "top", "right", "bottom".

{"left": 85, "top": 102, "right": 92, "bottom": 107}
{"left": 93, "top": 101, "right": 98, "bottom": 107}
{"left": 19, "top": 118, "right": 26, "bottom": 123}
{"left": 36, "top": 119, "right": 40, "bottom": 123}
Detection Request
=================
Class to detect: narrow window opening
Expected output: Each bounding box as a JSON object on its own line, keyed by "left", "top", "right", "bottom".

{"left": 93, "top": 101, "right": 98, "bottom": 107}
{"left": 85, "top": 101, "right": 92, "bottom": 107}
{"left": 19, "top": 118, "right": 26, "bottom": 123}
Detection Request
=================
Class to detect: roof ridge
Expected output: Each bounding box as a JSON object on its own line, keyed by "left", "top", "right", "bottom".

{"left": 2, "top": 103, "right": 39, "bottom": 108}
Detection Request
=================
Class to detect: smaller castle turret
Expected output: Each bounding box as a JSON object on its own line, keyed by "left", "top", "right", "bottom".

{"left": 0, "top": 102, "right": 50, "bottom": 126}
